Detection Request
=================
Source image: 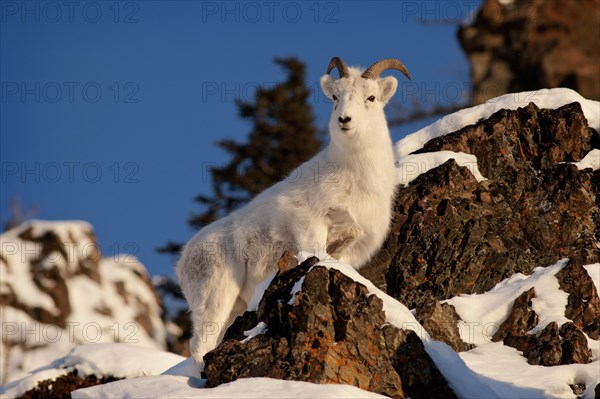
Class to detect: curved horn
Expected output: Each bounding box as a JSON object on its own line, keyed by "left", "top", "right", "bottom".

{"left": 326, "top": 57, "right": 350, "bottom": 79}
{"left": 362, "top": 58, "right": 411, "bottom": 80}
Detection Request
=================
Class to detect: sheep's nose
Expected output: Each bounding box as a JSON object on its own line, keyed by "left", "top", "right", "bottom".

{"left": 338, "top": 116, "right": 351, "bottom": 124}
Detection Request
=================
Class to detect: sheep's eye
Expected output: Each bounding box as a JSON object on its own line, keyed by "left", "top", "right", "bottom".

{"left": 332, "top": 95, "right": 338, "bottom": 102}
{"left": 367, "top": 95, "right": 376, "bottom": 102}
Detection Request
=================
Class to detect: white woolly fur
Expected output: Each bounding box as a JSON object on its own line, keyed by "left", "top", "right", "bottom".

{"left": 177, "top": 59, "right": 407, "bottom": 363}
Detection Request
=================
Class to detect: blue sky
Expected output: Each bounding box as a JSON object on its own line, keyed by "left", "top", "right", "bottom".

{"left": 1, "top": 0, "right": 481, "bottom": 276}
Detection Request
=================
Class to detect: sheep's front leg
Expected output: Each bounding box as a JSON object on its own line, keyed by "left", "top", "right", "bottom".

{"left": 327, "top": 224, "right": 362, "bottom": 258}
{"left": 301, "top": 218, "right": 330, "bottom": 259}
{"left": 178, "top": 246, "right": 245, "bottom": 365}
{"left": 326, "top": 208, "right": 362, "bottom": 258}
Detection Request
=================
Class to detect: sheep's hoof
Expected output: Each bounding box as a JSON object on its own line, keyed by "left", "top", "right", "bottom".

{"left": 326, "top": 236, "right": 351, "bottom": 258}
{"left": 327, "top": 224, "right": 361, "bottom": 257}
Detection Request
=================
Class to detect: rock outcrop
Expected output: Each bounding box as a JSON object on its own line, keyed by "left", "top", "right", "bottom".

{"left": 556, "top": 261, "right": 600, "bottom": 339}
{"left": 458, "top": 0, "right": 600, "bottom": 103}
{"left": 492, "top": 288, "right": 538, "bottom": 342}
{"left": 415, "top": 300, "right": 473, "bottom": 352}
{"left": 204, "top": 257, "right": 456, "bottom": 399}
{"left": 492, "top": 286, "right": 593, "bottom": 366}
{"left": 361, "top": 102, "right": 599, "bottom": 310}
{"left": 503, "top": 321, "right": 592, "bottom": 366}
{"left": 0, "top": 221, "right": 168, "bottom": 384}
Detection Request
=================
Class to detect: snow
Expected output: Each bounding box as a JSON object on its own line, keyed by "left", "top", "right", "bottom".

{"left": 446, "top": 259, "right": 570, "bottom": 345}
{"left": 584, "top": 263, "right": 600, "bottom": 294}
{"left": 241, "top": 322, "right": 268, "bottom": 343}
{"left": 64, "top": 238, "right": 598, "bottom": 397}
{"left": 162, "top": 356, "right": 201, "bottom": 379}
{"left": 0, "top": 369, "right": 68, "bottom": 398}
{"left": 460, "top": 343, "right": 599, "bottom": 399}
{"left": 0, "top": 226, "right": 61, "bottom": 312}
{"left": 287, "top": 275, "right": 306, "bottom": 305}
{"left": 77, "top": 355, "right": 386, "bottom": 398}
{"left": 570, "top": 149, "right": 600, "bottom": 171}
{"left": 72, "top": 376, "right": 388, "bottom": 399}
{"left": 0, "top": 344, "right": 184, "bottom": 398}
{"left": 53, "top": 343, "right": 184, "bottom": 378}
{"left": 395, "top": 88, "right": 600, "bottom": 158}
{"left": 396, "top": 151, "right": 486, "bottom": 185}
{"left": 445, "top": 259, "right": 600, "bottom": 398}
{"left": 42, "top": 252, "right": 497, "bottom": 399}
{"left": 318, "top": 258, "right": 600, "bottom": 399}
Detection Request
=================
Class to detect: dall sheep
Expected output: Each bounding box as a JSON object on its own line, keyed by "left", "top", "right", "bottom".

{"left": 177, "top": 57, "right": 411, "bottom": 363}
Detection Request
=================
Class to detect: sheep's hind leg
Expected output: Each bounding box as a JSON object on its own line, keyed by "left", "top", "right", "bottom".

{"left": 185, "top": 265, "right": 244, "bottom": 364}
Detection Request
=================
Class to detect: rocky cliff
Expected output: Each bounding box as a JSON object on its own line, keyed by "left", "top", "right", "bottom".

{"left": 202, "top": 95, "right": 599, "bottom": 398}
{"left": 360, "top": 101, "right": 599, "bottom": 309}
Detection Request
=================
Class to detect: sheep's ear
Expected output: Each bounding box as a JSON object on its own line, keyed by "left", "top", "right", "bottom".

{"left": 378, "top": 76, "right": 398, "bottom": 104}
{"left": 320, "top": 74, "right": 336, "bottom": 99}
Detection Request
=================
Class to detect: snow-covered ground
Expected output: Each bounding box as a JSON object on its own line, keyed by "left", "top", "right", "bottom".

{"left": 448, "top": 260, "right": 600, "bottom": 398}
{"left": 2, "top": 88, "right": 599, "bottom": 398}
{"left": 0, "top": 344, "right": 185, "bottom": 398}
{"left": 74, "top": 375, "right": 388, "bottom": 399}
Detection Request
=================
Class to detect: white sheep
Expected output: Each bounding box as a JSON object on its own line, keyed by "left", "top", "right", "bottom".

{"left": 177, "top": 57, "right": 411, "bottom": 363}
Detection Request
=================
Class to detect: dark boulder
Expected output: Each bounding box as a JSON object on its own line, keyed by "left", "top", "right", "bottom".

{"left": 204, "top": 257, "right": 456, "bottom": 399}
{"left": 492, "top": 288, "right": 538, "bottom": 342}
{"left": 503, "top": 321, "right": 592, "bottom": 366}
{"left": 556, "top": 261, "right": 600, "bottom": 339}
{"left": 415, "top": 300, "right": 474, "bottom": 352}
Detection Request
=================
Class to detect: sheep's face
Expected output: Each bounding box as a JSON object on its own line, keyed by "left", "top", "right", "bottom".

{"left": 320, "top": 71, "right": 398, "bottom": 138}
